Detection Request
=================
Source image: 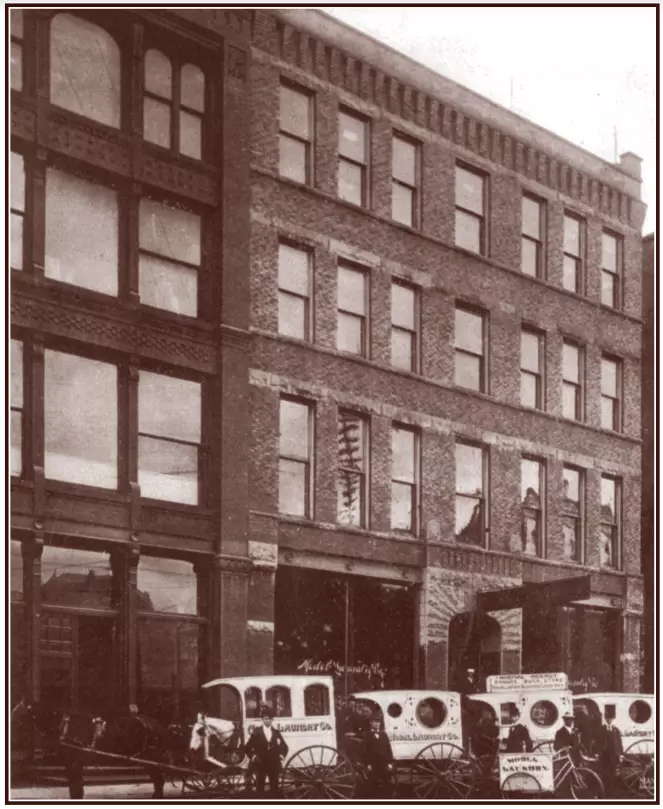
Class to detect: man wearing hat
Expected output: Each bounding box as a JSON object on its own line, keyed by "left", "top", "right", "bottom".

{"left": 360, "top": 715, "right": 394, "bottom": 798}
{"left": 597, "top": 707, "right": 623, "bottom": 796}
{"left": 245, "top": 705, "right": 289, "bottom": 797}
{"left": 554, "top": 711, "right": 581, "bottom": 764}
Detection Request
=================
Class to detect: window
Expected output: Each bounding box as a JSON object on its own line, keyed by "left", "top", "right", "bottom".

{"left": 45, "top": 168, "right": 119, "bottom": 296}
{"left": 278, "top": 243, "right": 311, "bottom": 340}
{"left": 337, "top": 411, "right": 368, "bottom": 527}
{"left": 137, "top": 557, "right": 198, "bottom": 614}
{"left": 562, "top": 340, "right": 583, "bottom": 421}
{"left": 455, "top": 442, "right": 487, "bottom": 546}
{"left": 455, "top": 306, "right": 486, "bottom": 392}
{"left": 337, "top": 264, "right": 368, "bottom": 356}
{"left": 139, "top": 199, "right": 201, "bottom": 316}
{"left": 530, "top": 701, "right": 558, "bottom": 728}
{"left": 391, "top": 282, "right": 418, "bottom": 371}
{"left": 600, "top": 476, "right": 621, "bottom": 569}
{"left": 601, "top": 355, "right": 622, "bottom": 431}
{"left": 601, "top": 232, "right": 622, "bottom": 309}
{"left": 338, "top": 109, "right": 368, "bottom": 206}
{"left": 144, "top": 50, "right": 205, "bottom": 160}
{"left": 50, "top": 14, "right": 121, "bottom": 128}
{"left": 521, "top": 457, "right": 544, "bottom": 556}
{"left": 391, "top": 425, "right": 418, "bottom": 534}
{"left": 563, "top": 213, "right": 584, "bottom": 294}
{"left": 392, "top": 135, "right": 419, "bottom": 227}
{"left": 245, "top": 687, "right": 262, "bottom": 718}
{"left": 10, "top": 9, "right": 23, "bottom": 91}
{"left": 279, "top": 83, "right": 312, "bottom": 184}
{"left": 279, "top": 399, "right": 312, "bottom": 517}
{"left": 138, "top": 371, "right": 201, "bottom": 504}
{"left": 521, "top": 194, "right": 544, "bottom": 277}
{"left": 304, "top": 685, "right": 330, "bottom": 717}
{"left": 10, "top": 152, "right": 25, "bottom": 271}
{"left": 562, "top": 466, "right": 583, "bottom": 562}
{"left": 521, "top": 328, "right": 544, "bottom": 409}
{"left": 41, "top": 545, "right": 112, "bottom": 608}
{"left": 455, "top": 165, "right": 486, "bottom": 254}
{"left": 265, "top": 686, "right": 292, "bottom": 717}
{"left": 45, "top": 350, "right": 118, "bottom": 489}
{"left": 11, "top": 340, "right": 23, "bottom": 477}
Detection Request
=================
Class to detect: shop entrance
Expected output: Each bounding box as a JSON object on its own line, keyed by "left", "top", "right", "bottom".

{"left": 448, "top": 612, "right": 501, "bottom": 690}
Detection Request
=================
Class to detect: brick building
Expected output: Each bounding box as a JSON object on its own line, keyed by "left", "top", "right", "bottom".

{"left": 10, "top": 7, "right": 647, "bottom": 734}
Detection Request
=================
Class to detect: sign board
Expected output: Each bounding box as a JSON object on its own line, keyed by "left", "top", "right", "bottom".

{"left": 478, "top": 575, "right": 591, "bottom": 613}
{"left": 486, "top": 672, "right": 568, "bottom": 693}
{"left": 499, "top": 753, "right": 553, "bottom": 793}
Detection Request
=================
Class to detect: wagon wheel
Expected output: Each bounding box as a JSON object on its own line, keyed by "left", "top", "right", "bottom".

{"left": 620, "top": 740, "right": 655, "bottom": 797}
{"left": 409, "top": 742, "right": 479, "bottom": 799}
{"left": 181, "top": 769, "right": 212, "bottom": 794}
{"left": 281, "top": 745, "right": 356, "bottom": 800}
{"left": 501, "top": 772, "right": 543, "bottom": 799}
{"left": 569, "top": 766, "right": 604, "bottom": 800}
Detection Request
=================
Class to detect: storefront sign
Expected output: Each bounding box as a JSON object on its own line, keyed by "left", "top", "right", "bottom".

{"left": 487, "top": 672, "right": 568, "bottom": 693}
{"left": 297, "top": 658, "right": 387, "bottom": 680}
{"left": 568, "top": 676, "right": 600, "bottom": 693}
{"left": 499, "top": 753, "right": 554, "bottom": 792}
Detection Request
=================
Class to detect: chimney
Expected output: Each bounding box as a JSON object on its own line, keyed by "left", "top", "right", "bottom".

{"left": 618, "top": 152, "right": 642, "bottom": 181}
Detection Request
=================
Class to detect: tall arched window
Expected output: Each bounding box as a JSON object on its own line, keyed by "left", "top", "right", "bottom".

{"left": 50, "top": 14, "right": 121, "bottom": 128}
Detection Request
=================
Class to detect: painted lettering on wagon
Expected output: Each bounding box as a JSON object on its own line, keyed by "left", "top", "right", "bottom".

{"left": 390, "top": 731, "right": 459, "bottom": 743}
{"left": 247, "top": 721, "right": 333, "bottom": 734}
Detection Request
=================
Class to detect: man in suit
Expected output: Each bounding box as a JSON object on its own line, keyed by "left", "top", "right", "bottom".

{"left": 361, "top": 716, "right": 394, "bottom": 798}
{"left": 597, "top": 710, "right": 623, "bottom": 797}
{"left": 245, "top": 706, "right": 289, "bottom": 797}
{"left": 554, "top": 712, "right": 581, "bottom": 764}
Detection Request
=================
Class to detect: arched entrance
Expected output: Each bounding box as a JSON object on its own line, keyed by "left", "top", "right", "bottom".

{"left": 448, "top": 612, "right": 501, "bottom": 690}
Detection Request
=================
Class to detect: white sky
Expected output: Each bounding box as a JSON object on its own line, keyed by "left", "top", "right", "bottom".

{"left": 324, "top": 5, "right": 657, "bottom": 234}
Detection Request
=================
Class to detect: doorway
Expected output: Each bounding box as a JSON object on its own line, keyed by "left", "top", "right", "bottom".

{"left": 448, "top": 612, "right": 501, "bottom": 690}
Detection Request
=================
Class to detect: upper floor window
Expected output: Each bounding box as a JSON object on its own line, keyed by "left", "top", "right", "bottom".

{"left": 391, "top": 425, "right": 418, "bottom": 534}
{"left": 455, "top": 165, "right": 486, "bottom": 255}
{"left": 45, "top": 350, "right": 118, "bottom": 489}
{"left": 337, "top": 411, "right": 368, "bottom": 528}
{"left": 279, "top": 83, "right": 313, "bottom": 184}
{"left": 601, "top": 355, "right": 622, "bottom": 432}
{"left": 10, "top": 152, "right": 25, "bottom": 271}
{"left": 600, "top": 475, "right": 621, "bottom": 569}
{"left": 50, "top": 13, "right": 121, "bottom": 128}
{"left": 562, "top": 466, "right": 584, "bottom": 563}
{"left": 144, "top": 50, "right": 205, "bottom": 160}
{"left": 562, "top": 340, "right": 584, "bottom": 421}
{"left": 391, "top": 281, "right": 418, "bottom": 372}
{"left": 138, "top": 371, "right": 201, "bottom": 505}
{"left": 138, "top": 557, "right": 198, "bottom": 615}
{"left": 45, "top": 167, "right": 119, "bottom": 296}
{"left": 279, "top": 398, "right": 312, "bottom": 518}
{"left": 521, "top": 457, "right": 544, "bottom": 557}
{"left": 139, "top": 198, "right": 201, "bottom": 317}
{"left": 11, "top": 340, "right": 23, "bottom": 478}
{"left": 10, "top": 9, "right": 23, "bottom": 91}
{"left": 392, "top": 134, "right": 419, "bottom": 227}
{"left": 601, "top": 231, "right": 623, "bottom": 309}
{"left": 521, "top": 328, "right": 544, "bottom": 410}
{"left": 562, "top": 213, "right": 584, "bottom": 294}
{"left": 338, "top": 109, "right": 368, "bottom": 207}
{"left": 278, "top": 243, "right": 311, "bottom": 341}
{"left": 455, "top": 441, "right": 487, "bottom": 546}
{"left": 521, "top": 194, "right": 544, "bottom": 277}
{"left": 337, "top": 263, "right": 368, "bottom": 357}
{"left": 455, "top": 306, "right": 486, "bottom": 392}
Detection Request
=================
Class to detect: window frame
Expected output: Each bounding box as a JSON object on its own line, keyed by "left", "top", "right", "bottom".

{"left": 561, "top": 338, "right": 584, "bottom": 422}
{"left": 454, "top": 304, "right": 488, "bottom": 393}
{"left": 279, "top": 80, "right": 314, "bottom": 185}
{"left": 455, "top": 163, "right": 487, "bottom": 255}
{"left": 338, "top": 107, "right": 370, "bottom": 208}
{"left": 10, "top": 150, "right": 26, "bottom": 272}
{"left": 520, "top": 326, "right": 545, "bottom": 410}
{"left": 600, "top": 353, "right": 622, "bottom": 432}
{"left": 278, "top": 397, "right": 314, "bottom": 519}
{"left": 521, "top": 192, "right": 545, "bottom": 278}
{"left": 601, "top": 230, "right": 623, "bottom": 309}
{"left": 562, "top": 464, "right": 584, "bottom": 564}
{"left": 600, "top": 474, "right": 621, "bottom": 570}
{"left": 10, "top": 9, "right": 24, "bottom": 92}
{"left": 391, "top": 279, "right": 419, "bottom": 373}
{"left": 521, "top": 455, "right": 545, "bottom": 557}
{"left": 562, "top": 212, "right": 585, "bottom": 295}
{"left": 337, "top": 261, "right": 370, "bottom": 358}
{"left": 454, "top": 439, "right": 489, "bottom": 547}
{"left": 391, "top": 132, "right": 420, "bottom": 228}
{"left": 337, "top": 409, "right": 369, "bottom": 529}
{"left": 277, "top": 240, "right": 312, "bottom": 342}
{"left": 390, "top": 423, "right": 419, "bottom": 536}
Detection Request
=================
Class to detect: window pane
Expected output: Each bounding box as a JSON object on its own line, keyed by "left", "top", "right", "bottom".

{"left": 280, "top": 400, "right": 309, "bottom": 459}
{"left": 562, "top": 517, "right": 579, "bottom": 561}
{"left": 522, "top": 512, "right": 540, "bottom": 556}
{"left": 338, "top": 413, "right": 365, "bottom": 469}
{"left": 279, "top": 459, "right": 307, "bottom": 516}
{"left": 11, "top": 340, "right": 23, "bottom": 408}
{"left": 11, "top": 41, "right": 22, "bottom": 91}
{"left": 601, "top": 398, "right": 616, "bottom": 430}
{"left": 45, "top": 169, "right": 118, "bottom": 295}
{"left": 563, "top": 468, "right": 580, "bottom": 503}
{"left": 11, "top": 215, "right": 23, "bottom": 271}
{"left": 562, "top": 343, "right": 579, "bottom": 382}
{"left": 521, "top": 331, "right": 540, "bottom": 372}
{"left": 45, "top": 351, "right": 117, "bottom": 489}
{"left": 392, "top": 283, "right": 415, "bottom": 329}
{"left": 522, "top": 196, "right": 541, "bottom": 238}
{"left": 601, "top": 271, "right": 617, "bottom": 308}
{"left": 139, "top": 371, "right": 201, "bottom": 444}
{"left": 456, "top": 443, "right": 483, "bottom": 494}
{"left": 521, "top": 459, "right": 541, "bottom": 501}
{"left": 138, "top": 557, "right": 197, "bottom": 614}
{"left": 562, "top": 384, "right": 578, "bottom": 420}
{"left": 338, "top": 266, "right": 366, "bottom": 315}
{"left": 564, "top": 216, "right": 580, "bottom": 255}
{"left": 599, "top": 526, "right": 615, "bottom": 568}
{"left": 280, "top": 85, "right": 310, "bottom": 138}
{"left": 455, "top": 308, "right": 483, "bottom": 354}
{"left": 393, "top": 137, "right": 416, "bottom": 185}
{"left": 337, "top": 312, "right": 363, "bottom": 355}
{"left": 455, "top": 353, "right": 481, "bottom": 390}
{"left": 41, "top": 546, "right": 111, "bottom": 608}
{"left": 11, "top": 152, "right": 24, "bottom": 212}
{"left": 279, "top": 293, "right": 307, "bottom": 339}
{"left": 179, "top": 111, "right": 202, "bottom": 160}
{"left": 392, "top": 428, "right": 415, "bottom": 481}
{"left": 144, "top": 97, "right": 171, "bottom": 148}
{"left": 456, "top": 167, "right": 484, "bottom": 214}
{"left": 338, "top": 159, "right": 363, "bottom": 205}
{"left": 339, "top": 112, "right": 366, "bottom": 161}
{"left": 11, "top": 412, "right": 22, "bottom": 477}
{"left": 391, "top": 481, "right": 413, "bottom": 532}
{"left": 392, "top": 183, "right": 414, "bottom": 226}
{"left": 601, "top": 358, "right": 618, "bottom": 397}
{"left": 455, "top": 496, "right": 482, "bottom": 544}
{"left": 521, "top": 238, "right": 538, "bottom": 276}
{"left": 139, "top": 199, "right": 200, "bottom": 266}
{"left": 602, "top": 233, "right": 617, "bottom": 271}
{"left": 455, "top": 209, "right": 481, "bottom": 253}
{"left": 145, "top": 49, "right": 172, "bottom": 98}
{"left": 181, "top": 64, "right": 205, "bottom": 112}
{"left": 279, "top": 134, "right": 307, "bottom": 183}
{"left": 601, "top": 477, "right": 616, "bottom": 515}
{"left": 392, "top": 328, "right": 414, "bottom": 371}
{"left": 279, "top": 244, "right": 309, "bottom": 296}
{"left": 521, "top": 372, "right": 538, "bottom": 408}
{"left": 50, "top": 14, "right": 121, "bottom": 128}
{"left": 562, "top": 255, "right": 578, "bottom": 292}
{"left": 139, "top": 254, "right": 197, "bottom": 317}
{"left": 139, "top": 437, "right": 198, "bottom": 504}
{"left": 337, "top": 471, "right": 363, "bottom": 526}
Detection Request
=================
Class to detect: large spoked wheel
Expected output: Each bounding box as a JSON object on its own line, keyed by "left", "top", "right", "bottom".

{"left": 620, "top": 740, "right": 655, "bottom": 797}
{"left": 181, "top": 767, "right": 236, "bottom": 796}
{"left": 569, "top": 766, "right": 604, "bottom": 800}
{"left": 281, "top": 745, "right": 357, "bottom": 800}
{"left": 501, "top": 772, "right": 543, "bottom": 799}
{"left": 409, "top": 742, "right": 479, "bottom": 799}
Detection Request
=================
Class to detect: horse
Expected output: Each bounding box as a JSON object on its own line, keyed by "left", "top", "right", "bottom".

{"left": 188, "top": 713, "right": 244, "bottom": 770}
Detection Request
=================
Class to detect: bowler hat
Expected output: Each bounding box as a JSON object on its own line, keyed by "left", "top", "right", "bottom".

{"left": 260, "top": 704, "right": 274, "bottom": 718}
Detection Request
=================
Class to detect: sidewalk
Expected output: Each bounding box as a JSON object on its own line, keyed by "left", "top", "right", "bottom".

{"left": 9, "top": 782, "right": 184, "bottom": 802}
